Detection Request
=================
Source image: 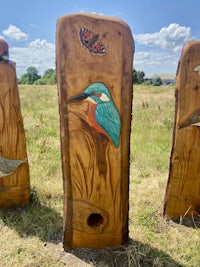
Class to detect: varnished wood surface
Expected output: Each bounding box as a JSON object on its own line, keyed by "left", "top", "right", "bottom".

{"left": 56, "top": 13, "right": 134, "bottom": 249}
{"left": 164, "top": 41, "right": 200, "bottom": 217}
{"left": 0, "top": 61, "right": 30, "bottom": 207}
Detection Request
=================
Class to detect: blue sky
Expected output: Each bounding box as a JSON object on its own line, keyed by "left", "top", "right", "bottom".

{"left": 1, "top": 0, "right": 200, "bottom": 77}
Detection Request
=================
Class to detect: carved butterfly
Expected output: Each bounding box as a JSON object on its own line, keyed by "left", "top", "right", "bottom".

{"left": 79, "top": 28, "right": 106, "bottom": 55}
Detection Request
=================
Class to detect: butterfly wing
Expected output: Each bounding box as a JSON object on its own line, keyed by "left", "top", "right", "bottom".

{"left": 79, "top": 28, "right": 106, "bottom": 55}
{"left": 91, "top": 41, "right": 106, "bottom": 55}
{"left": 79, "top": 28, "right": 95, "bottom": 47}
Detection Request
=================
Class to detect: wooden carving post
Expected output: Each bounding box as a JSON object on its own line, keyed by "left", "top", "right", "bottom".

{"left": 0, "top": 39, "right": 30, "bottom": 207}
{"left": 56, "top": 14, "right": 134, "bottom": 249}
{"left": 164, "top": 41, "right": 200, "bottom": 217}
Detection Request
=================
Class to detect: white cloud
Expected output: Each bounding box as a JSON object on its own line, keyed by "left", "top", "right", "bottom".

{"left": 9, "top": 39, "right": 55, "bottom": 77}
{"left": 91, "top": 12, "right": 104, "bottom": 16}
{"left": 29, "top": 24, "right": 38, "bottom": 28}
{"left": 134, "top": 50, "right": 180, "bottom": 74}
{"left": 3, "top": 24, "right": 28, "bottom": 41}
{"left": 135, "top": 23, "right": 191, "bottom": 51}
{"left": 133, "top": 23, "right": 194, "bottom": 74}
{"left": 29, "top": 39, "right": 53, "bottom": 48}
{"left": 78, "top": 8, "right": 104, "bottom": 16}
{"left": 79, "top": 8, "right": 89, "bottom": 13}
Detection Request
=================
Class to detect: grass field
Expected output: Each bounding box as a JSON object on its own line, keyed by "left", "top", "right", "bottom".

{"left": 0, "top": 84, "right": 200, "bottom": 266}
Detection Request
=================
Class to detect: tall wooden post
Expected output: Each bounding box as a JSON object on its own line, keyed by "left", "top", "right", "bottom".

{"left": 56, "top": 14, "right": 134, "bottom": 249}
{"left": 0, "top": 39, "right": 30, "bottom": 207}
{"left": 164, "top": 41, "right": 200, "bottom": 217}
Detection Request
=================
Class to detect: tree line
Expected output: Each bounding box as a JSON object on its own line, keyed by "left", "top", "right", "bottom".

{"left": 18, "top": 66, "right": 162, "bottom": 86}
{"left": 18, "top": 67, "right": 56, "bottom": 85}
{"left": 133, "top": 68, "right": 163, "bottom": 86}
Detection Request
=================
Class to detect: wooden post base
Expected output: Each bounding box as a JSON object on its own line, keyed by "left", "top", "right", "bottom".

{"left": 0, "top": 60, "right": 30, "bottom": 207}
{"left": 164, "top": 41, "right": 200, "bottom": 217}
{"left": 56, "top": 13, "right": 134, "bottom": 249}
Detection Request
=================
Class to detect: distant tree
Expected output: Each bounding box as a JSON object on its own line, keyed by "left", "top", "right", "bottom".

{"left": 132, "top": 69, "right": 145, "bottom": 84}
{"left": 132, "top": 69, "right": 138, "bottom": 84}
{"left": 34, "top": 68, "right": 57, "bottom": 85}
{"left": 19, "top": 67, "right": 41, "bottom": 84}
{"left": 44, "top": 69, "right": 56, "bottom": 84}
{"left": 137, "top": 70, "right": 145, "bottom": 84}
{"left": 19, "top": 73, "right": 29, "bottom": 84}
{"left": 19, "top": 67, "right": 57, "bottom": 85}
{"left": 43, "top": 69, "right": 55, "bottom": 79}
{"left": 27, "top": 67, "right": 41, "bottom": 84}
{"left": 34, "top": 78, "right": 47, "bottom": 85}
{"left": 153, "top": 76, "right": 163, "bottom": 86}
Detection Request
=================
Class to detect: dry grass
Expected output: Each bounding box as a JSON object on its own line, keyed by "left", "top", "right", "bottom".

{"left": 0, "top": 84, "right": 200, "bottom": 266}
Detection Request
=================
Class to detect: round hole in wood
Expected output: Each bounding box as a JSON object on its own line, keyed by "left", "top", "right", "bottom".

{"left": 87, "top": 213, "right": 104, "bottom": 228}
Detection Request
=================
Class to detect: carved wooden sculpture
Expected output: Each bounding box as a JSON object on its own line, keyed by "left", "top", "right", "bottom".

{"left": 56, "top": 14, "right": 134, "bottom": 249}
{"left": 164, "top": 41, "right": 200, "bottom": 217}
{"left": 0, "top": 38, "right": 30, "bottom": 207}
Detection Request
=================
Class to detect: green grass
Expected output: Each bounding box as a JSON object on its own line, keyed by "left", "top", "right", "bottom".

{"left": 1, "top": 84, "right": 200, "bottom": 266}
{"left": 131, "top": 84, "right": 174, "bottom": 180}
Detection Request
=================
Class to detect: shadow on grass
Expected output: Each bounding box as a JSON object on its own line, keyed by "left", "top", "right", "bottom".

{"left": 0, "top": 187, "right": 186, "bottom": 266}
{"left": 0, "top": 191, "right": 186, "bottom": 266}
{"left": 171, "top": 217, "right": 200, "bottom": 229}
{"left": 0, "top": 187, "right": 63, "bottom": 243}
{"left": 64, "top": 239, "right": 185, "bottom": 267}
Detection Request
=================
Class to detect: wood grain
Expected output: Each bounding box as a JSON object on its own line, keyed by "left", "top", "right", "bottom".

{"left": 56, "top": 13, "right": 134, "bottom": 249}
{"left": 164, "top": 41, "right": 200, "bottom": 217}
{"left": 0, "top": 61, "right": 30, "bottom": 207}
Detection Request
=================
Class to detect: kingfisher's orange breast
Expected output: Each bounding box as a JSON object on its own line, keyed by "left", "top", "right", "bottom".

{"left": 88, "top": 103, "right": 110, "bottom": 140}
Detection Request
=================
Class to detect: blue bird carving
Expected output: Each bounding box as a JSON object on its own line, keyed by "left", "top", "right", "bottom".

{"left": 67, "top": 82, "right": 121, "bottom": 147}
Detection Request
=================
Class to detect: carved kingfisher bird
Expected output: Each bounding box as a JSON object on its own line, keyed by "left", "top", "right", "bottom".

{"left": 67, "top": 82, "right": 121, "bottom": 147}
{"left": 0, "top": 38, "right": 9, "bottom": 61}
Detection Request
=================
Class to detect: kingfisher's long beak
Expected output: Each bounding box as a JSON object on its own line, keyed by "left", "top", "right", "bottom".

{"left": 67, "top": 92, "right": 89, "bottom": 103}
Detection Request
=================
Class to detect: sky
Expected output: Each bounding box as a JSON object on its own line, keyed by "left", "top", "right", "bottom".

{"left": 0, "top": 0, "right": 200, "bottom": 77}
